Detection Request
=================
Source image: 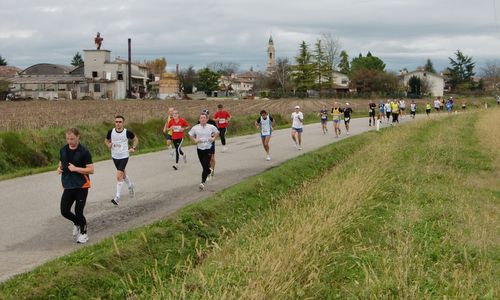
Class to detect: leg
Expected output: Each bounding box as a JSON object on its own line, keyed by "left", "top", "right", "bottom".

{"left": 219, "top": 128, "right": 226, "bottom": 146}
{"left": 60, "top": 189, "right": 77, "bottom": 225}
{"left": 74, "top": 189, "right": 88, "bottom": 234}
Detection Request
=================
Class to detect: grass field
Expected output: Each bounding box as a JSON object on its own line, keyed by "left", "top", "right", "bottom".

{"left": 0, "top": 108, "right": 498, "bottom": 299}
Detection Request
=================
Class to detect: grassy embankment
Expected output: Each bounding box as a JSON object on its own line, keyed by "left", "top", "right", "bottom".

{"left": 0, "top": 109, "right": 498, "bottom": 299}
{"left": 0, "top": 112, "right": 322, "bottom": 180}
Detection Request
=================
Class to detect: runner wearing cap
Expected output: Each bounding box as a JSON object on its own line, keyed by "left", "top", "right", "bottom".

{"left": 319, "top": 105, "right": 329, "bottom": 134}
{"left": 200, "top": 108, "right": 218, "bottom": 178}
{"left": 291, "top": 105, "right": 304, "bottom": 150}
{"left": 343, "top": 103, "right": 353, "bottom": 135}
{"left": 331, "top": 102, "right": 343, "bottom": 138}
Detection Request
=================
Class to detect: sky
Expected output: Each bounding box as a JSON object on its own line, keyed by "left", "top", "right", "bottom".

{"left": 1, "top": 0, "right": 499, "bottom": 74}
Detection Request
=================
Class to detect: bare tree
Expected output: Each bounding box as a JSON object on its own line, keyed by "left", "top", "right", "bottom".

{"left": 273, "top": 57, "right": 291, "bottom": 92}
{"left": 481, "top": 60, "right": 500, "bottom": 91}
{"left": 321, "top": 32, "right": 342, "bottom": 71}
{"left": 207, "top": 62, "right": 240, "bottom": 76}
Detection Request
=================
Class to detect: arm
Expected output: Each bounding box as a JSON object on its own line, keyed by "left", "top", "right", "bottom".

{"left": 129, "top": 136, "right": 139, "bottom": 153}
{"left": 57, "top": 161, "right": 63, "bottom": 174}
{"left": 68, "top": 163, "right": 94, "bottom": 175}
{"left": 104, "top": 138, "right": 112, "bottom": 149}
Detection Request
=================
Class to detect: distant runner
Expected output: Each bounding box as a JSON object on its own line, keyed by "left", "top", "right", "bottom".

{"left": 105, "top": 115, "right": 138, "bottom": 205}
{"left": 425, "top": 102, "right": 432, "bottom": 117}
{"left": 291, "top": 105, "right": 304, "bottom": 150}
{"left": 255, "top": 109, "right": 274, "bottom": 161}
{"left": 213, "top": 103, "right": 231, "bottom": 152}
{"left": 189, "top": 113, "right": 219, "bottom": 190}
{"left": 410, "top": 100, "right": 417, "bottom": 119}
{"left": 379, "top": 100, "right": 385, "bottom": 122}
{"left": 331, "top": 102, "right": 343, "bottom": 138}
{"left": 391, "top": 100, "right": 400, "bottom": 124}
{"left": 319, "top": 105, "right": 329, "bottom": 134}
{"left": 399, "top": 98, "right": 406, "bottom": 118}
{"left": 434, "top": 98, "right": 441, "bottom": 112}
{"left": 57, "top": 128, "right": 94, "bottom": 244}
{"left": 199, "top": 109, "right": 218, "bottom": 178}
{"left": 163, "top": 107, "right": 175, "bottom": 157}
{"left": 385, "top": 100, "right": 392, "bottom": 123}
{"left": 166, "top": 110, "right": 189, "bottom": 170}
{"left": 368, "top": 100, "right": 376, "bottom": 126}
{"left": 343, "top": 102, "right": 353, "bottom": 135}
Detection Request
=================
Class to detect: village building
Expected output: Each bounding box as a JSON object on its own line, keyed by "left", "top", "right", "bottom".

{"left": 400, "top": 70, "right": 445, "bottom": 97}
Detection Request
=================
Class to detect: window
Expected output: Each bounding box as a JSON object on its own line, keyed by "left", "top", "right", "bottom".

{"left": 94, "top": 83, "right": 101, "bottom": 92}
{"left": 80, "top": 84, "right": 89, "bottom": 93}
{"left": 117, "top": 71, "right": 123, "bottom": 80}
{"left": 92, "top": 71, "right": 98, "bottom": 78}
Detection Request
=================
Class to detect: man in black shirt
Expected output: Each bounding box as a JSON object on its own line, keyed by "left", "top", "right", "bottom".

{"left": 343, "top": 103, "right": 353, "bottom": 135}
{"left": 58, "top": 128, "right": 94, "bottom": 244}
{"left": 368, "top": 100, "right": 376, "bottom": 126}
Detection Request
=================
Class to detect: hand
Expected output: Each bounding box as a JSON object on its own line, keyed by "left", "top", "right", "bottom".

{"left": 68, "top": 163, "right": 77, "bottom": 172}
{"left": 57, "top": 166, "right": 63, "bottom": 174}
{"left": 129, "top": 147, "right": 136, "bottom": 153}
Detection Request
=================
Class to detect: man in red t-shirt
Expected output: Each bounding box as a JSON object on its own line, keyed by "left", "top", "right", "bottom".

{"left": 213, "top": 104, "right": 231, "bottom": 152}
{"left": 166, "top": 110, "right": 190, "bottom": 170}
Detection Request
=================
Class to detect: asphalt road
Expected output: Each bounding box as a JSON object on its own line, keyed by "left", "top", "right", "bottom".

{"left": 0, "top": 115, "right": 420, "bottom": 281}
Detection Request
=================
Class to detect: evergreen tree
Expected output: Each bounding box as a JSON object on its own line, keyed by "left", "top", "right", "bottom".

{"left": 71, "top": 52, "right": 84, "bottom": 67}
{"left": 312, "top": 40, "right": 331, "bottom": 97}
{"left": 338, "top": 51, "right": 350, "bottom": 74}
{"left": 0, "top": 55, "right": 7, "bottom": 66}
{"left": 293, "top": 41, "right": 315, "bottom": 95}
{"left": 424, "top": 58, "right": 436, "bottom": 73}
{"left": 197, "top": 67, "right": 220, "bottom": 95}
{"left": 350, "top": 52, "right": 386, "bottom": 74}
{"left": 447, "top": 50, "right": 475, "bottom": 90}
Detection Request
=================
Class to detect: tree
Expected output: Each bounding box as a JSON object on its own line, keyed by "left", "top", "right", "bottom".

{"left": 481, "top": 60, "right": 500, "bottom": 91}
{"left": 70, "top": 52, "right": 84, "bottom": 67}
{"left": 273, "top": 57, "right": 292, "bottom": 94}
{"left": 350, "top": 69, "right": 398, "bottom": 96}
{"left": 197, "top": 67, "right": 220, "bottom": 95}
{"left": 408, "top": 75, "right": 422, "bottom": 96}
{"left": 0, "top": 55, "right": 7, "bottom": 66}
{"left": 321, "top": 32, "right": 342, "bottom": 71}
{"left": 293, "top": 41, "right": 315, "bottom": 95}
{"left": 338, "top": 51, "right": 350, "bottom": 75}
{"left": 447, "top": 50, "right": 475, "bottom": 90}
{"left": 312, "top": 39, "right": 331, "bottom": 97}
{"left": 207, "top": 62, "right": 239, "bottom": 76}
{"left": 350, "top": 52, "right": 386, "bottom": 74}
{"left": 424, "top": 58, "right": 436, "bottom": 73}
{"left": 179, "top": 65, "right": 197, "bottom": 94}
{"left": 144, "top": 57, "right": 167, "bottom": 75}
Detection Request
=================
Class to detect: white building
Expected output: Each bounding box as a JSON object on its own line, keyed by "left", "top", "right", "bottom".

{"left": 401, "top": 70, "right": 445, "bottom": 97}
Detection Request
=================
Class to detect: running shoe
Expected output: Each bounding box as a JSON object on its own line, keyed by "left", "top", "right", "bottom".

{"left": 72, "top": 225, "right": 79, "bottom": 237}
{"left": 210, "top": 168, "right": 214, "bottom": 178}
{"left": 222, "top": 146, "right": 227, "bottom": 152}
{"left": 111, "top": 196, "right": 120, "bottom": 205}
{"left": 169, "top": 149, "right": 174, "bottom": 157}
{"left": 298, "top": 146, "right": 303, "bottom": 150}
{"left": 266, "top": 155, "right": 271, "bottom": 161}
{"left": 199, "top": 183, "right": 205, "bottom": 190}
{"left": 128, "top": 183, "right": 135, "bottom": 197}
{"left": 172, "top": 164, "right": 178, "bottom": 170}
{"left": 183, "top": 154, "right": 187, "bottom": 164}
{"left": 76, "top": 233, "right": 88, "bottom": 244}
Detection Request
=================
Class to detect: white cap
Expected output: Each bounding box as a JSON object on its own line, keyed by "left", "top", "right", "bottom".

{"left": 345, "top": 102, "right": 350, "bottom": 106}
{"left": 295, "top": 105, "right": 300, "bottom": 109}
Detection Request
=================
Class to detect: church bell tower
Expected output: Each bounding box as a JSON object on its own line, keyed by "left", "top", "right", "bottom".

{"left": 266, "top": 35, "right": 276, "bottom": 73}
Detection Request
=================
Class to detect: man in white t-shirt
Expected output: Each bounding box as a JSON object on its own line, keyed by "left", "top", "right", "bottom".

{"left": 105, "top": 115, "right": 139, "bottom": 205}
{"left": 291, "top": 105, "right": 304, "bottom": 150}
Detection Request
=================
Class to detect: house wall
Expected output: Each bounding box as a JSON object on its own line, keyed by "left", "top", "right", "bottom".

{"left": 403, "top": 71, "right": 444, "bottom": 97}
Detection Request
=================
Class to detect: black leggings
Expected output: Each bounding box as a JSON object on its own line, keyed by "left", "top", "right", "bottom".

{"left": 392, "top": 113, "right": 399, "bottom": 123}
{"left": 60, "top": 188, "right": 88, "bottom": 234}
{"left": 173, "top": 138, "right": 184, "bottom": 163}
{"left": 197, "top": 149, "right": 212, "bottom": 183}
{"left": 218, "top": 127, "right": 227, "bottom": 146}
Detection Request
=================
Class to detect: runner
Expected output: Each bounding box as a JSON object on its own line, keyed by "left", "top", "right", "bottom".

{"left": 399, "top": 98, "right": 406, "bottom": 118}
{"left": 391, "top": 99, "right": 400, "bottom": 124}
{"left": 410, "top": 100, "right": 417, "bottom": 119}
{"left": 379, "top": 100, "right": 385, "bottom": 121}
{"left": 255, "top": 109, "right": 274, "bottom": 161}
{"left": 188, "top": 113, "right": 219, "bottom": 190}
{"left": 445, "top": 98, "right": 453, "bottom": 113}
{"left": 368, "top": 100, "right": 376, "bottom": 126}
{"left": 343, "top": 102, "right": 353, "bottom": 135}
{"left": 162, "top": 107, "right": 175, "bottom": 157}
{"left": 213, "top": 103, "right": 231, "bottom": 152}
{"left": 385, "top": 99, "right": 392, "bottom": 123}
{"left": 57, "top": 128, "right": 94, "bottom": 244}
{"left": 105, "top": 115, "right": 138, "bottom": 205}
{"left": 462, "top": 101, "right": 466, "bottom": 110}
{"left": 425, "top": 102, "right": 432, "bottom": 117}
{"left": 291, "top": 105, "right": 304, "bottom": 150}
{"left": 319, "top": 105, "right": 329, "bottom": 134}
{"left": 434, "top": 97, "right": 441, "bottom": 112}
{"left": 440, "top": 97, "right": 445, "bottom": 111}
{"left": 200, "top": 109, "right": 218, "bottom": 178}
{"left": 331, "top": 102, "right": 343, "bottom": 138}
{"left": 166, "top": 110, "right": 189, "bottom": 170}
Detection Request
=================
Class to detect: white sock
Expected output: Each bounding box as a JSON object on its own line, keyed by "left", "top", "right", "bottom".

{"left": 116, "top": 181, "right": 124, "bottom": 198}
{"left": 124, "top": 175, "right": 132, "bottom": 187}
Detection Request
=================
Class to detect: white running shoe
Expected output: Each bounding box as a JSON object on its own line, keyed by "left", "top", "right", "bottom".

{"left": 72, "top": 225, "right": 79, "bottom": 237}
{"left": 128, "top": 183, "right": 135, "bottom": 198}
{"left": 199, "top": 183, "right": 205, "bottom": 190}
{"left": 169, "top": 149, "right": 174, "bottom": 157}
{"left": 266, "top": 155, "right": 271, "bottom": 161}
{"left": 111, "top": 196, "right": 120, "bottom": 205}
{"left": 222, "top": 146, "right": 227, "bottom": 152}
{"left": 298, "top": 146, "right": 303, "bottom": 150}
{"left": 183, "top": 154, "right": 187, "bottom": 164}
{"left": 76, "top": 233, "right": 88, "bottom": 244}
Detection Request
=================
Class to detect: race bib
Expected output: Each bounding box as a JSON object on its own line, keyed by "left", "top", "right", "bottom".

{"left": 173, "top": 125, "right": 181, "bottom": 132}
{"left": 112, "top": 143, "right": 124, "bottom": 151}
{"left": 219, "top": 118, "right": 226, "bottom": 124}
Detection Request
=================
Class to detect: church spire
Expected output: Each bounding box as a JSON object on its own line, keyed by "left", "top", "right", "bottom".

{"left": 267, "top": 35, "right": 275, "bottom": 73}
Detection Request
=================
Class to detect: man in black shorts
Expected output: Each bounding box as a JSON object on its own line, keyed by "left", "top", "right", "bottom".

{"left": 105, "top": 115, "right": 139, "bottom": 205}
{"left": 368, "top": 100, "right": 376, "bottom": 126}
{"left": 58, "top": 128, "right": 94, "bottom": 244}
{"left": 343, "top": 102, "right": 353, "bottom": 135}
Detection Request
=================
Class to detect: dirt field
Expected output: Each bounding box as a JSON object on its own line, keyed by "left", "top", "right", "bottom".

{"left": 0, "top": 98, "right": 488, "bottom": 131}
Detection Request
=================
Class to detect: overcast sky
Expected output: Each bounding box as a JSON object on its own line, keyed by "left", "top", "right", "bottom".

{"left": 1, "top": 0, "right": 499, "bottom": 74}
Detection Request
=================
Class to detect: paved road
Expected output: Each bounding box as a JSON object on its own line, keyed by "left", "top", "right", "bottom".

{"left": 0, "top": 115, "right": 420, "bottom": 281}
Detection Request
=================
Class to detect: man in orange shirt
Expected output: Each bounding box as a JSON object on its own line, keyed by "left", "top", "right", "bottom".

{"left": 213, "top": 104, "right": 231, "bottom": 152}
{"left": 166, "top": 110, "right": 190, "bottom": 170}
